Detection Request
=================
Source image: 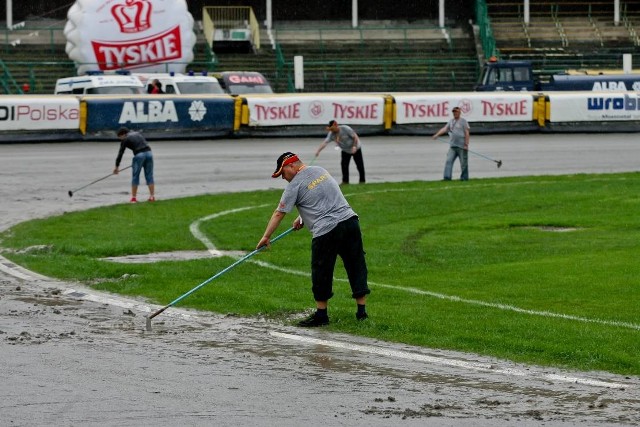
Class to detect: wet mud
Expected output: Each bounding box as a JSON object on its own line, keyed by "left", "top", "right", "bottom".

{"left": 1, "top": 136, "right": 639, "bottom": 426}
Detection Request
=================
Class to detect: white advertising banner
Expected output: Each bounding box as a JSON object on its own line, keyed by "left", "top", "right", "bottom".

{"left": 0, "top": 97, "right": 80, "bottom": 130}
{"left": 394, "top": 93, "right": 534, "bottom": 124}
{"left": 64, "top": 0, "right": 196, "bottom": 75}
{"left": 246, "top": 95, "right": 386, "bottom": 127}
{"left": 548, "top": 92, "right": 640, "bottom": 122}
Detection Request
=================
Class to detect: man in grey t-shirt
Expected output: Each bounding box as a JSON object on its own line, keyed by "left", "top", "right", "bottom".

{"left": 315, "top": 120, "right": 366, "bottom": 185}
{"left": 432, "top": 106, "right": 471, "bottom": 181}
{"left": 256, "top": 152, "right": 370, "bottom": 327}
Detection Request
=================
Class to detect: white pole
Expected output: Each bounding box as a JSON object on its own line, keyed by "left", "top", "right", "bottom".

{"left": 439, "top": 0, "right": 444, "bottom": 28}
{"left": 294, "top": 55, "right": 304, "bottom": 90}
{"left": 524, "top": 0, "right": 530, "bottom": 25}
{"left": 614, "top": 0, "right": 620, "bottom": 26}
{"left": 7, "top": 0, "right": 13, "bottom": 30}
{"left": 623, "top": 53, "right": 632, "bottom": 73}
{"left": 352, "top": 0, "right": 358, "bottom": 28}
{"left": 266, "top": 0, "right": 272, "bottom": 30}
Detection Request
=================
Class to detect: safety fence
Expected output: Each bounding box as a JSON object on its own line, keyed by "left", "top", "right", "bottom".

{"left": 476, "top": 0, "right": 498, "bottom": 59}
{"left": 2, "top": 90, "right": 640, "bottom": 143}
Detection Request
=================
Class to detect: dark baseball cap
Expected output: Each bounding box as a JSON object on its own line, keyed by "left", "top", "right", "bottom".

{"left": 272, "top": 152, "right": 299, "bottom": 178}
{"left": 117, "top": 127, "right": 130, "bottom": 136}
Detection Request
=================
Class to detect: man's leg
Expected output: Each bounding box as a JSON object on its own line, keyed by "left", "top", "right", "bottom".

{"left": 443, "top": 147, "right": 456, "bottom": 180}
{"left": 337, "top": 218, "right": 370, "bottom": 319}
{"left": 299, "top": 233, "right": 339, "bottom": 326}
{"left": 143, "top": 153, "right": 155, "bottom": 199}
{"left": 130, "top": 155, "right": 143, "bottom": 201}
{"left": 340, "top": 151, "right": 351, "bottom": 184}
{"left": 353, "top": 149, "right": 365, "bottom": 183}
{"left": 311, "top": 234, "right": 338, "bottom": 303}
{"left": 460, "top": 149, "right": 469, "bottom": 181}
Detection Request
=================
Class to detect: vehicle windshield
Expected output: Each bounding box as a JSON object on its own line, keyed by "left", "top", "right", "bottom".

{"left": 176, "top": 82, "right": 225, "bottom": 94}
{"left": 480, "top": 66, "right": 530, "bottom": 85}
{"left": 227, "top": 84, "right": 273, "bottom": 95}
{"left": 87, "top": 86, "right": 144, "bottom": 95}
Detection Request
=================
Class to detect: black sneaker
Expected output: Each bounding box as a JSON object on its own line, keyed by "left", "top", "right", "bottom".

{"left": 356, "top": 312, "right": 368, "bottom": 321}
{"left": 298, "top": 312, "right": 329, "bottom": 327}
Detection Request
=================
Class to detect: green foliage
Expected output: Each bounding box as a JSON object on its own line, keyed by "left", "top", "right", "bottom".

{"left": 1, "top": 174, "right": 639, "bottom": 375}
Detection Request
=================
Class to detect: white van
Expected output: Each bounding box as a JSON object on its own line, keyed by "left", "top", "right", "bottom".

{"left": 134, "top": 72, "right": 225, "bottom": 95}
{"left": 54, "top": 73, "right": 145, "bottom": 95}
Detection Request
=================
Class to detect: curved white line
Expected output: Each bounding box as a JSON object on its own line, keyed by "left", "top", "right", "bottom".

{"left": 190, "top": 190, "right": 640, "bottom": 332}
{"left": 239, "top": 261, "right": 640, "bottom": 332}
{"left": 189, "top": 205, "right": 269, "bottom": 256}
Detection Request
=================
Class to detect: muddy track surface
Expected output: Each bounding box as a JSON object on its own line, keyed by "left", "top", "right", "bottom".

{"left": 1, "top": 136, "right": 639, "bottom": 426}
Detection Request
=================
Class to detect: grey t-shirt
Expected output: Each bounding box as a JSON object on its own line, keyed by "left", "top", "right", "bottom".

{"left": 276, "top": 166, "right": 356, "bottom": 238}
{"left": 324, "top": 125, "right": 361, "bottom": 153}
{"left": 446, "top": 117, "right": 470, "bottom": 148}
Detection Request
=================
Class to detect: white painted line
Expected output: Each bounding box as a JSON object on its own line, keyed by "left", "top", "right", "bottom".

{"left": 0, "top": 260, "right": 34, "bottom": 281}
{"left": 188, "top": 201, "right": 640, "bottom": 332}
{"left": 376, "top": 283, "right": 640, "bottom": 331}
{"left": 239, "top": 259, "right": 640, "bottom": 332}
{"left": 0, "top": 255, "right": 51, "bottom": 281}
{"left": 270, "top": 331, "right": 631, "bottom": 390}
{"left": 189, "top": 205, "right": 269, "bottom": 253}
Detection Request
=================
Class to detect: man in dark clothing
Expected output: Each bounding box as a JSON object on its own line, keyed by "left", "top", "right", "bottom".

{"left": 256, "top": 152, "right": 370, "bottom": 327}
{"left": 114, "top": 127, "right": 155, "bottom": 203}
{"left": 315, "top": 120, "right": 366, "bottom": 185}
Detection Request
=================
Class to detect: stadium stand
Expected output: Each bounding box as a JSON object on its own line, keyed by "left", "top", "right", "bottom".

{"left": 0, "top": 19, "right": 216, "bottom": 94}
{"left": 213, "top": 20, "right": 479, "bottom": 93}
{"left": 5, "top": 2, "right": 640, "bottom": 94}
{"left": 484, "top": 1, "right": 640, "bottom": 75}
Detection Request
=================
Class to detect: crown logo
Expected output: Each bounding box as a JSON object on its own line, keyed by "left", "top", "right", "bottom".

{"left": 111, "top": 0, "right": 152, "bottom": 34}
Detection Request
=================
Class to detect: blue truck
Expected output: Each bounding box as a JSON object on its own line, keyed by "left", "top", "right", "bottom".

{"left": 474, "top": 58, "right": 640, "bottom": 92}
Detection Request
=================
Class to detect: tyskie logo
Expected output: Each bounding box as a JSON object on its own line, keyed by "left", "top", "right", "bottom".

{"left": 112, "top": 0, "right": 152, "bottom": 33}
{"left": 92, "top": 26, "right": 182, "bottom": 70}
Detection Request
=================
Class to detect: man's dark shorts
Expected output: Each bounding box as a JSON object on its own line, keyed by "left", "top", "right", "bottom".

{"left": 310, "top": 216, "right": 370, "bottom": 301}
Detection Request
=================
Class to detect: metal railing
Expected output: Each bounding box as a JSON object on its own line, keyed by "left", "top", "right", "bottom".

{"left": 0, "top": 59, "right": 24, "bottom": 94}
{"left": 279, "top": 57, "right": 480, "bottom": 93}
{"left": 476, "top": 0, "right": 498, "bottom": 58}
{"left": 1, "top": 26, "right": 66, "bottom": 54}
{"left": 203, "top": 6, "right": 260, "bottom": 50}
{"left": 272, "top": 25, "right": 455, "bottom": 51}
{"left": 622, "top": 2, "right": 640, "bottom": 46}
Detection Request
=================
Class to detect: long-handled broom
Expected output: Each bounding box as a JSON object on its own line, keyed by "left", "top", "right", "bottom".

{"left": 146, "top": 227, "right": 295, "bottom": 331}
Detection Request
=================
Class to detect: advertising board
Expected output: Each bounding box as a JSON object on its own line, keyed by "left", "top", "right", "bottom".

{"left": 394, "top": 93, "right": 534, "bottom": 124}
{"left": 245, "top": 95, "right": 386, "bottom": 126}
{"left": 0, "top": 97, "right": 80, "bottom": 131}
{"left": 83, "top": 96, "right": 235, "bottom": 133}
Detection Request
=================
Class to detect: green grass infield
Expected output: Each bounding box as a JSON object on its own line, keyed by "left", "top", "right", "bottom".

{"left": 1, "top": 173, "right": 639, "bottom": 376}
